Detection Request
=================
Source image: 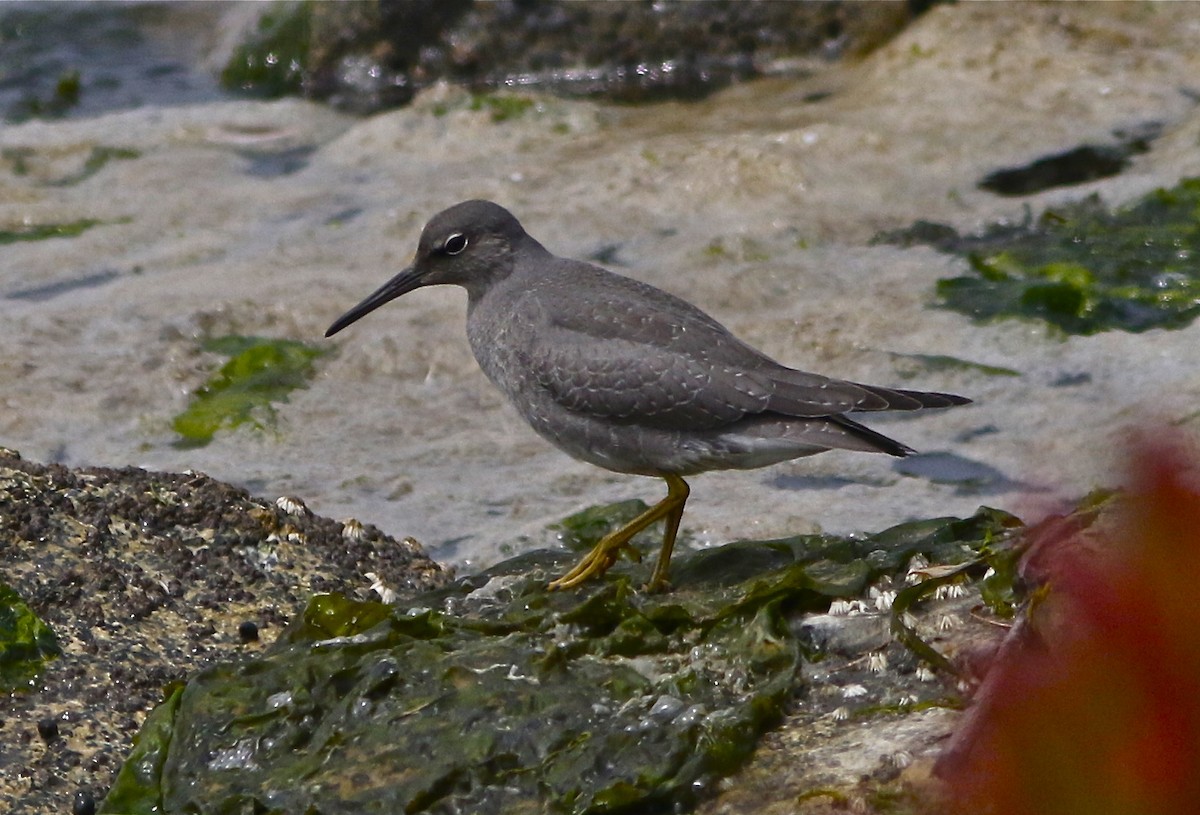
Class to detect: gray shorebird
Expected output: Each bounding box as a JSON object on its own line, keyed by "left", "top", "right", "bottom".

{"left": 326, "top": 200, "right": 969, "bottom": 591}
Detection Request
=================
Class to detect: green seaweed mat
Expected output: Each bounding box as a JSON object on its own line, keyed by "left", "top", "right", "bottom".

{"left": 102, "top": 507, "right": 1017, "bottom": 815}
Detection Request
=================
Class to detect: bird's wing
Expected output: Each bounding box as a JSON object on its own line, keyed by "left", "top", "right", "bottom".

{"left": 526, "top": 336, "right": 766, "bottom": 428}
{"left": 509, "top": 266, "right": 966, "bottom": 428}
{"left": 515, "top": 288, "right": 885, "bottom": 429}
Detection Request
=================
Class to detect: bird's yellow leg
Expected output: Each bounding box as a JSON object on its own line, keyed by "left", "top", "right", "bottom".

{"left": 646, "top": 474, "right": 689, "bottom": 593}
{"left": 549, "top": 474, "right": 690, "bottom": 591}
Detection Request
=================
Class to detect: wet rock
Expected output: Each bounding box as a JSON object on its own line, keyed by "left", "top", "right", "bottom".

{"left": 98, "top": 502, "right": 1025, "bottom": 814}
{"left": 0, "top": 449, "right": 448, "bottom": 813}
{"left": 228, "top": 0, "right": 917, "bottom": 111}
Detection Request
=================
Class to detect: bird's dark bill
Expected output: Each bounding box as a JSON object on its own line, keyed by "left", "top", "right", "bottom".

{"left": 325, "top": 266, "right": 423, "bottom": 337}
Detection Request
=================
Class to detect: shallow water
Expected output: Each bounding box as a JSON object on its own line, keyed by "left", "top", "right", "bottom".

{"left": 3, "top": 3, "right": 1200, "bottom": 571}
{"left": 0, "top": 2, "right": 229, "bottom": 123}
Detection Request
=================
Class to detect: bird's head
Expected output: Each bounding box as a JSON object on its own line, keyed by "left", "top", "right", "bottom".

{"left": 325, "top": 200, "right": 529, "bottom": 337}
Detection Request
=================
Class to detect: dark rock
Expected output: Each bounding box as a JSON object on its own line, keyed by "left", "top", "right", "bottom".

{"left": 231, "top": 0, "right": 919, "bottom": 112}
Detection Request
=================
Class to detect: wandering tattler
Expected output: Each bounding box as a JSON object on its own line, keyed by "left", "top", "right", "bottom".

{"left": 326, "top": 200, "right": 969, "bottom": 591}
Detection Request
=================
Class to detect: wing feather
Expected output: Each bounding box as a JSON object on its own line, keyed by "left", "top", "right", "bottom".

{"left": 506, "top": 266, "right": 967, "bottom": 430}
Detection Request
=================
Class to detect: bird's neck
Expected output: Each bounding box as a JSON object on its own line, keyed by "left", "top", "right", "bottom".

{"left": 463, "top": 234, "right": 550, "bottom": 305}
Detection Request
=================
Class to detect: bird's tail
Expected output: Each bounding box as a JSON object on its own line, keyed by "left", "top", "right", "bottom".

{"left": 852, "top": 384, "right": 971, "bottom": 412}
{"left": 826, "top": 414, "right": 916, "bottom": 457}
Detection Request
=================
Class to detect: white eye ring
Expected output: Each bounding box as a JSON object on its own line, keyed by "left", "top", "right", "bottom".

{"left": 444, "top": 232, "right": 468, "bottom": 255}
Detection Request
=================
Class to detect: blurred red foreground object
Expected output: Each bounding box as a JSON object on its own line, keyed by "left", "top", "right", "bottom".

{"left": 939, "top": 435, "right": 1200, "bottom": 815}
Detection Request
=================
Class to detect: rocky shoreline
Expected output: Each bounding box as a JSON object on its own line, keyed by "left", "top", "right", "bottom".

{"left": 0, "top": 448, "right": 447, "bottom": 813}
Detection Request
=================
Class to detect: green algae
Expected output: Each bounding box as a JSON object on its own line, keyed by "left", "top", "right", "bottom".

{"left": 797, "top": 787, "right": 850, "bottom": 806}
{"left": 978, "top": 538, "right": 1023, "bottom": 620}
{"left": 7, "top": 68, "right": 82, "bottom": 122}
{"left": 890, "top": 563, "right": 976, "bottom": 677}
{"left": 865, "top": 784, "right": 931, "bottom": 814}
{"left": 100, "top": 507, "right": 1018, "bottom": 815}
{"left": 100, "top": 686, "right": 182, "bottom": 815}
{"left": 50, "top": 145, "right": 140, "bottom": 187}
{"left": 885, "top": 179, "right": 1200, "bottom": 335}
{"left": 0, "top": 218, "right": 104, "bottom": 244}
{"left": 2, "top": 146, "right": 33, "bottom": 175}
{"left": 700, "top": 236, "right": 771, "bottom": 264}
{"left": 552, "top": 499, "right": 655, "bottom": 552}
{"left": 172, "top": 335, "right": 327, "bottom": 448}
{"left": 890, "top": 510, "right": 1026, "bottom": 674}
{"left": 469, "top": 93, "right": 536, "bottom": 123}
{"left": 888, "top": 352, "right": 1021, "bottom": 379}
{"left": 0, "top": 581, "right": 60, "bottom": 692}
{"left": 2, "top": 145, "right": 139, "bottom": 186}
{"left": 221, "top": 1, "right": 310, "bottom": 98}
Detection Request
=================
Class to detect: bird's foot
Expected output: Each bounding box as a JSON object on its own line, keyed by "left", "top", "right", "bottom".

{"left": 642, "top": 575, "right": 672, "bottom": 594}
{"left": 549, "top": 475, "right": 689, "bottom": 592}
{"left": 548, "top": 536, "right": 641, "bottom": 591}
{"left": 642, "top": 552, "right": 675, "bottom": 594}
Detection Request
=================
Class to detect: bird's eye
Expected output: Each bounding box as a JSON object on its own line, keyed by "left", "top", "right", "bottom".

{"left": 443, "top": 233, "right": 468, "bottom": 255}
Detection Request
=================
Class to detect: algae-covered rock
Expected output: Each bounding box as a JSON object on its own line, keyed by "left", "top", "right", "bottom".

{"left": 0, "top": 449, "right": 448, "bottom": 813}
{"left": 0, "top": 581, "right": 60, "bottom": 692}
{"left": 881, "top": 178, "right": 1200, "bottom": 336}
{"left": 102, "top": 508, "right": 1018, "bottom": 814}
